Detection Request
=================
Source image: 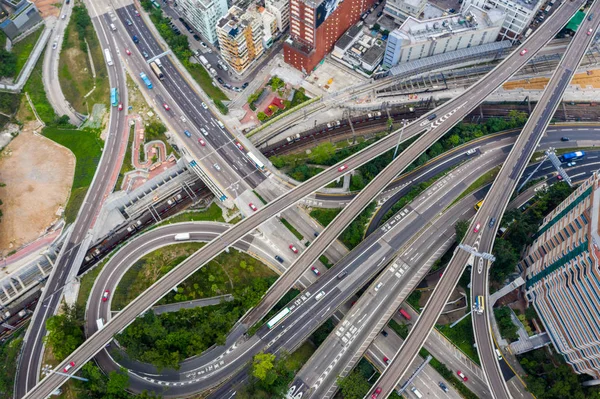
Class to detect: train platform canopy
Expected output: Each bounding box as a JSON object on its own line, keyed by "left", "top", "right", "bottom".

{"left": 566, "top": 10, "right": 586, "bottom": 31}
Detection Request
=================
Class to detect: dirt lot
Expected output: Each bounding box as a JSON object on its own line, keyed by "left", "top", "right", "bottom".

{"left": 504, "top": 69, "right": 600, "bottom": 90}
{"left": 32, "top": 0, "right": 60, "bottom": 19}
{"left": 0, "top": 122, "right": 74, "bottom": 254}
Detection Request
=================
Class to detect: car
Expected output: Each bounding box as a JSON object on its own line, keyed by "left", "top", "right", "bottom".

{"left": 63, "top": 361, "right": 75, "bottom": 373}
{"left": 200, "top": 42, "right": 207, "bottom": 48}
{"left": 249, "top": 203, "right": 257, "bottom": 211}
{"left": 242, "top": 82, "right": 249, "bottom": 89}
{"left": 520, "top": 49, "right": 528, "bottom": 56}
{"left": 496, "top": 348, "right": 503, "bottom": 359}
{"left": 374, "top": 282, "right": 383, "bottom": 291}
{"left": 338, "top": 164, "right": 348, "bottom": 172}
{"left": 134, "top": 9, "right": 140, "bottom": 17}
{"left": 213, "top": 163, "right": 221, "bottom": 171}
{"left": 224, "top": 83, "right": 232, "bottom": 89}
{"left": 52, "top": 41, "right": 57, "bottom": 49}
{"left": 474, "top": 223, "right": 481, "bottom": 233}
{"left": 125, "top": 48, "right": 131, "bottom": 55}
{"left": 200, "top": 127, "right": 208, "bottom": 136}
{"left": 457, "top": 370, "right": 468, "bottom": 381}
{"left": 381, "top": 330, "right": 388, "bottom": 337}
{"left": 217, "top": 77, "right": 224, "bottom": 84}
{"left": 557, "top": 174, "right": 563, "bottom": 180}
{"left": 567, "top": 162, "right": 576, "bottom": 167}
{"left": 377, "top": 11, "right": 383, "bottom": 16}
{"left": 289, "top": 244, "right": 298, "bottom": 253}
{"left": 198, "top": 138, "right": 206, "bottom": 146}
{"left": 449, "top": 8, "right": 456, "bottom": 12}
{"left": 561, "top": 136, "right": 569, "bottom": 141}
{"left": 142, "top": 50, "right": 149, "bottom": 58}
{"left": 184, "top": 130, "right": 191, "bottom": 138}
{"left": 217, "top": 64, "right": 223, "bottom": 70}
{"left": 126, "top": 18, "right": 132, "bottom": 26}
{"left": 118, "top": 103, "right": 123, "bottom": 111}
{"left": 235, "top": 142, "right": 244, "bottom": 150}
{"left": 588, "top": 28, "right": 593, "bottom": 35}
{"left": 489, "top": 217, "right": 496, "bottom": 228}
{"left": 207, "top": 48, "right": 212, "bottom": 53}
{"left": 311, "top": 266, "right": 320, "bottom": 275}
{"left": 275, "top": 255, "right": 284, "bottom": 263}
{"left": 234, "top": 87, "right": 242, "bottom": 92}
{"left": 62, "top": 14, "right": 66, "bottom": 19}
{"left": 371, "top": 387, "right": 382, "bottom": 399}
{"left": 383, "top": 356, "right": 389, "bottom": 364}
{"left": 193, "top": 34, "right": 200, "bottom": 41}
{"left": 102, "top": 290, "right": 110, "bottom": 301}
{"left": 163, "top": 103, "right": 170, "bottom": 111}
{"left": 201, "top": 102, "right": 208, "bottom": 109}
{"left": 439, "top": 382, "right": 449, "bottom": 392}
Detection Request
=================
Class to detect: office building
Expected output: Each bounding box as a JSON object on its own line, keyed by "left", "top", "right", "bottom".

{"left": 284, "top": 0, "right": 377, "bottom": 73}
{"left": 460, "top": 0, "right": 542, "bottom": 40}
{"left": 178, "top": 0, "right": 228, "bottom": 45}
{"left": 265, "top": 0, "right": 290, "bottom": 32}
{"left": 332, "top": 24, "right": 385, "bottom": 73}
{"left": 382, "top": 5, "right": 504, "bottom": 68}
{"left": 523, "top": 172, "right": 600, "bottom": 378}
{"left": 383, "top": 0, "right": 427, "bottom": 24}
{"left": 0, "top": 0, "right": 41, "bottom": 40}
{"left": 216, "top": 6, "right": 265, "bottom": 74}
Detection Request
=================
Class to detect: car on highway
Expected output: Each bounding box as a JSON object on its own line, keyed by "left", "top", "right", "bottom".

{"left": 134, "top": 9, "right": 140, "bottom": 17}
{"left": 383, "top": 356, "right": 389, "bottom": 364}
{"left": 213, "top": 163, "right": 221, "bottom": 171}
{"left": 275, "top": 255, "right": 284, "bottom": 263}
{"left": 561, "top": 136, "right": 569, "bottom": 141}
{"left": 457, "top": 370, "right": 468, "bottom": 381}
{"left": 311, "top": 266, "right": 320, "bottom": 276}
{"left": 289, "top": 245, "right": 298, "bottom": 254}
{"left": 588, "top": 28, "right": 594, "bottom": 35}
{"left": 338, "top": 164, "right": 348, "bottom": 172}
{"left": 235, "top": 142, "right": 244, "bottom": 151}
{"left": 102, "top": 290, "right": 110, "bottom": 302}
{"left": 374, "top": 282, "right": 383, "bottom": 291}
{"left": 201, "top": 102, "right": 208, "bottom": 109}
{"left": 473, "top": 223, "right": 481, "bottom": 233}
{"left": 489, "top": 217, "right": 496, "bottom": 228}
{"left": 567, "top": 162, "right": 576, "bottom": 167}
{"left": 52, "top": 41, "right": 57, "bottom": 49}
{"left": 200, "top": 127, "right": 208, "bottom": 136}
{"left": 118, "top": 103, "right": 123, "bottom": 111}
{"left": 249, "top": 203, "right": 257, "bottom": 211}
{"left": 63, "top": 361, "right": 75, "bottom": 373}
{"left": 439, "top": 382, "right": 449, "bottom": 392}
{"left": 62, "top": 14, "right": 66, "bottom": 19}
{"left": 557, "top": 174, "right": 563, "bottom": 180}
{"left": 520, "top": 49, "right": 528, "bottom": 56}
{"left": 198, "top": 138, "right": 206, "bottom": 146}
{"left": 125, "top": 48, "right": 131, "bottom": 55}
{"left": 371, "top": 387, "right": 382, "bottom": 398}
{"left": 126, "top": 18, "right": 132, "bottom": 26}
{"left": 142, "top": 50, "right": 149, "bottom": 58}
{"left": 163, "top": 103, "right": 170, "bottom": 111}
{"left": 184, "top": 130, "right": 191, "bottom": 138}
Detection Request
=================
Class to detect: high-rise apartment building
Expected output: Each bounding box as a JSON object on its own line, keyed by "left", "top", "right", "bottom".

{"left": 459, "top": 0, "right": 542, "bottom": 40}
{"left": 258, "top": 6, "right": 279, "bottom": 48}
{"left": 265, "top": 0, "right": 290, "bottom": 32}
{"left": 179, "top": 0, "right": 228, "bottom": 45}
{"left": 284, "top": 0, "right": 377, "bottom": 73}
{"left": 523, "top": 172, "right": 600, "bottom": 378}
{"left": 216, "top": 6, "right": 265, "bottom": 75}
{"left": 382, "top": 5, "right": 505, "bottom": 68}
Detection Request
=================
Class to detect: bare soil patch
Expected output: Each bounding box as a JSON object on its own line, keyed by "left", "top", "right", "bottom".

{"left": 32, "top": 0, "right": 60, "bottom": 18}
{"left": 0, "top": 122, "right": 74, "bottom": 254}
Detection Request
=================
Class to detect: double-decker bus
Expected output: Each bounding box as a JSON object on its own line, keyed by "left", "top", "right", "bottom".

{"left": 150, "top": 61, "right": 164, "bottom": 80}
{"left": 474, "top": 199, "right": 484, "bottom": 211}
{"left": 266, "top": 307, "right": 290, "bottom": 329}
{"left": 110, "top": 88, "right": 118, "bottom": 106}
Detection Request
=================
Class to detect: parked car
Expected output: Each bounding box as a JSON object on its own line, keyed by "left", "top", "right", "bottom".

{"left": 311, "top": 266, "right": 320, "bottom": 276}
{"left": 275, "top": 255, "right": 284, "bottom": 263}
{"left": 249, "top": 203, "right": 258, "bottom": 211}
{"left": 289, "top": 244, "right": 298, "bottom": 254}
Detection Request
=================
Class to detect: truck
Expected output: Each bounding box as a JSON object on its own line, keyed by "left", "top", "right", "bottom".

{"left": 560, "top": 151, "right": 585, "bottom": 163}
{"left": 154, "top": 57, "right": 163, "bottom": 68}
{"left": 139, "top": 72, "right": 153, "bottom": 89}
{"left": 199, "top": 55, "right": 210, "bottom": 67}
{"left": 96, "top": 318, "right": 105, "bottom": 330}
{"left": 399, "top": 308, "right": 411, "bottom": 320}
{"left": 104, "top": 48, "right": 113, "bottom": 66}
{"left": 174, "top": 233, "right": 191, "bottom": 241}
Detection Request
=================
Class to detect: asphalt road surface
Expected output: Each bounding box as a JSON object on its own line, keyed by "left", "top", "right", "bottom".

{"left": 364, "top": 0, "right": 599, "bottom": 397}
{"left": 19, "top": 0, "right": 586, "bottom": 396}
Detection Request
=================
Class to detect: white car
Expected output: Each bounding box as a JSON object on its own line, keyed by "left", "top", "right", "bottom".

{"left": 200, "top": 128, "right": 208, "bottom": 136}
{"left": 201, "top": 102, "right": 208, "bottom": 109}
{"left": 213, "top": 163, "right": 221, "bottom": 171}
{"left": 374, "top": 282, "right": 383, "bottom": 291}
{"left": 52, "top": 41, "right": 57, "bottom": 49}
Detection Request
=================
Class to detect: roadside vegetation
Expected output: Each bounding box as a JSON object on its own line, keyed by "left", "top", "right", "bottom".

{"left": 154, "top": 202, "right": 225, "bottom": 226}
{"left": 336, "top": 358, "right": 401, "bottom": 399}
{"left": 59, "top": 3, "right": 110, "bottom": 113}
{"left": 0, "top": 329, "right": 24, "bottom": 399}
{"left": 451, "top": 166, "right": 500, "bottom": 207}
{"left": 0, "top": 92, "right": 20, "bottom": 130}
{"left": 494, "top": 307, "right": 519, "bottom": 341}
{"left": 437, "top": 315, "right": 480, "bottom": 364}
{"left": 10, "top": 27, "right": 43, "bottom": 78}
{"left": 139, "top": 0, "right": 229, "bottom": 114}
{"left": 42, "top": 126, "right": 103, "bottom": 223}
{"left": 115, "top": 124, "right": 135, "bottom": 189}
{"left": 310, "top": 202, "right": 376, "bottom": 249}
{"left": 23, "top": 48, "right": 57, "bottom": 124}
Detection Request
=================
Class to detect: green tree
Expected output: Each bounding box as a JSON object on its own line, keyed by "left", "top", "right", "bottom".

{"left": 337, "top": 370, "right": 371, "bottom": 399}
{"left": 310, "top": 142, "right": 336, "bottom": 164}
{"left": 494, "top": 306, "right": 519, "bottom": 341}
{"left": 257, "top": 111, "right": 268, "bottom": 122}
{"left": 252, "top": 352, "right": 276, "bottom": 382}
{"left": 455, "top": 220, "right": 470, "bottom": 242}
{"left": 491, "top": 239, "right": 519, "bottom": 282}
{"left": 269, "top": 76, "right": 285, "bottom": 91}
{"left": 0, "top": 50, "right": 17, "bottom": 78}
{"left": 44, "top": 304, "right": 84, "bottom": 362}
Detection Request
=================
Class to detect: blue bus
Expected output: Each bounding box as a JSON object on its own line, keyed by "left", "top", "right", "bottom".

{"left": 151, "top": 0, "right": 160, "bottom": 8}
{"left": 110, "top": 88, "right": 118, "bottom": 107}
{"left": 139, "top": 72, "right": 153, "bottom": 89}
{"left": 560, "top": 151, "right": 585, "bottom": 163}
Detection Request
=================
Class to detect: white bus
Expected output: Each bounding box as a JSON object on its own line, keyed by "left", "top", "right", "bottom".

{"left": 104, "top": 48, "right": 113, "bottom": 66}
{"left": 96, "top": 318, "right": 105, "bottom": 330}
{"left": 267, "top": 307, "right": 290, "bottom": 329}
{"left": 247, "top": 152, "right": 265, "bottom": 170}
{"left": 174, "top": 233, "right": 190, "bottom": 241}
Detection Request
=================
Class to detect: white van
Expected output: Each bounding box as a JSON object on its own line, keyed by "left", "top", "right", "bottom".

{"left": 110, "top": 23, "right": 116, "bottom": 31}
{"left": 216, "top": 120, "right": 225, "bottom": 129}
{"left": 315, "top": 291, "right": 326, "bottom": 301}
{"left": 411, "top": 387, "right": 423, "bottom": 398}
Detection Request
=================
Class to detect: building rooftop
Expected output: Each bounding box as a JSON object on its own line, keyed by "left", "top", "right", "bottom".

{"left": 362, "top": 43, "right": 385, "bottom": 65}
{"left": 336, "top": 24, "right": 363, "bottom": 51}
{"left": 217, "top": 6, "right": 251, "bottom": 37}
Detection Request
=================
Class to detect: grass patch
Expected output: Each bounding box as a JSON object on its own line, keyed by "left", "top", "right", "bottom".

{"left": 23, "top": 48, "right": 57, "bottom": 124}
{"left": 319, "top": 255, "right": 333, "bottom": 269}
{"left": 155, "top": 203, "right": 225, "bottom": 226}
{"left": 389, "top": 319, "right": 409, "bottom": 339}
{"left": 0, "top": 328, "right": 25, "bottom": 399}
{"left": 407, "top": 291, "right": 422, "bottom": 311}
{"left": 42, "top": 127, "right": 103, "bottom": 223}
{"left": 112, "top": 244, "right": 275, "bottom": 310}
{"left": 253, "top": 190, "right": 267, "bottom": 204}
{"left": 11, "top": 28, "right": 43, "bottom": 77}
{"left": 309, "top": 204, "right": 376, "bottom": 249}
{"left": 437, "top": 314, "right": 480, "bottom": 364}
{"left": 288, "top": 165, "right": 324, "bottom": 182}
{"left": 59, "top": 4, "right": 109, "bottom": 114}
{"left": 280, "top": 217, "right": 304, "bottom": 240}
{"left": 115, "top": 124, "right": 135, "bottom": 190}
{"left": 310, "top": 208, "right": 341, "bottom": 227}
{"left": 451, "top": 166, "right": 500, "bottom": 207}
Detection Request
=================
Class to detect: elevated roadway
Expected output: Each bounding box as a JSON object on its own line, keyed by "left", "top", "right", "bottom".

{"left": 364, "top": 1, "right": 600, "bottom": 397}
{"left": 20, "top": 0, "right": 586, "bottom": 395}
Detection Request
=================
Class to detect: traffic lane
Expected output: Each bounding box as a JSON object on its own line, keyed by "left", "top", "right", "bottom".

{"left": 23, "top": 0, "right": 584, "bottom": 395}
